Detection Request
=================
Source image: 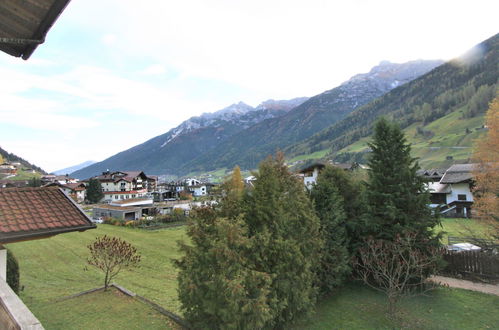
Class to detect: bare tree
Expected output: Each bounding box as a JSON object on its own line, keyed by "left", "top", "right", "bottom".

{"left": 353, "top": 233, "right": 442, "bottom": 318}
{"left": 87, "top": 235, "right": 141, "bottom": 290}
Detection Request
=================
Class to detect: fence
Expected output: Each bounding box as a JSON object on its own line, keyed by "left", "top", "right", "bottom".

{"left": 442, "top": 250, "right": 499, "bottom": 279}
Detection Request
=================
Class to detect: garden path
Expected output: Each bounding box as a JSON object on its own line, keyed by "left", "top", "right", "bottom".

{"left": 430, "top": 276, "right": 499, "bottom": 296}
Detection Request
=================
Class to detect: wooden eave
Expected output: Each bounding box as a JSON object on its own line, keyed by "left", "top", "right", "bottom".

{"left": 0, "top": 0, "right": 71, "bottom": 60}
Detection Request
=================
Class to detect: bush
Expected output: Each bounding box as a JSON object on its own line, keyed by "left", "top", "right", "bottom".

{"left": 6, "top": 249, "right": 20, "bottom": 294}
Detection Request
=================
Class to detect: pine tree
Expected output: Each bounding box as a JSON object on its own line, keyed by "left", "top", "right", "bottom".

{"left": 364, "top": 118, "right": 441, "bottom": 246}
{"left": 86, "top": 178, "right": 104, "bottom": 204}
{"left": 176, "top": 208, "right": 272, "bottom": 329}
{"left": 244, "top": 152, "right": 322, "bottom": 327}
{"left": 310, "top": 165, "right": 351, "bottom": 295}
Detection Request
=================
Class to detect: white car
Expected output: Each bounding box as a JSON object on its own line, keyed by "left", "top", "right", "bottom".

{"left": 448, "top": 242, "right": 481, "bottom": 252}
{"left": 91, "top": 217, "right": 104, "bottom": 224}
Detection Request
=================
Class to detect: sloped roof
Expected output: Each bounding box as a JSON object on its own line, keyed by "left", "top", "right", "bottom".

{"left": 0, "top": 187, "right": 95, "bottom": 243}
{"left": 298, "top": 162, "right": 327, "bottom": 174}
{"left": 0, "top": 0, "right": 71, "bottom": 60}
{"left": 440, "top": 164, "right": 476, "bottom": 184}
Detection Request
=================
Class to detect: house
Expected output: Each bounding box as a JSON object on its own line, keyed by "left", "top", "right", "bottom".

{"left": 298, "top": 162, "right": 362, "bottom": 188}
{"left": 298, "top": 163, "right": 326, "bottom": 188}
{"left": 44, "top": 182, "right": 86, "bottom": 203}
{"left": 426, "top": 164, "right": 476, "bottom": 217}
{"left": 92, "top": 197, "right": 154, "bottom": 221}
{"left": 87, "top": 170, "right": 150, "bottom": 202}
{"left": 244, "top": 175, "right": 257, "bottom": 188}
{"left": 190, "top": 184, "right": 207, "bottom": 197}
{"left": 0, "top": 163, "right": 17, "bottom": 176}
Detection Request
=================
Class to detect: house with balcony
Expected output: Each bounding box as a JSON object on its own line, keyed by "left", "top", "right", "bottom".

{"left": 425, "top": 164, "right": 476, "bottom": 217}
{"left": 87, "top": 171, "right": 150, "bottom": 202}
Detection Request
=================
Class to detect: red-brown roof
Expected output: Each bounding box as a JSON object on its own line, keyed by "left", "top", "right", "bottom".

{"left": 0, "top": 187, "right": 95, "bottom": 243}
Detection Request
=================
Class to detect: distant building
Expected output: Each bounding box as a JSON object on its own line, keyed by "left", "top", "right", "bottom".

{"left": 86, "top": 171, "right": 151, "bottom": 202}
{"left": 92, "top": 198, "right": 154, "bottom": 221}
{"left": 424, "top": 164, "right": 476, "bottom": 218}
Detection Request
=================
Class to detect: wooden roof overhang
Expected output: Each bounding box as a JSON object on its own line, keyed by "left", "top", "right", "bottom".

{"left": 0, "top": 0, "right": 71, "bottom": 60}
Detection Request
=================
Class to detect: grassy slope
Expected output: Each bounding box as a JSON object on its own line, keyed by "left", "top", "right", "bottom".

{"left": 35, "top": 288, "right": 176, "bottom": 330}
{"left": 7, "top": 225, "right": 187, "bottom": 318}
{"left": 292, "top": 283, "right": 499, "bottom": 329}
{"left": 335, "top": 109, "right": 485, "bottom": 168}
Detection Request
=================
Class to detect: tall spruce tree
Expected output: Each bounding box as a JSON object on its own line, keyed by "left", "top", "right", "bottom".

{"left": 310, "top": 165, "right": 351, "bottom": 295}
{"left": 244, "top": 153, "right": 322, "bottom": 327}
{"left": 86, "top": 178, "right": 104, "bottom": 204}
{"left": 364, "top": 118, "right": 441, "bottom": 246}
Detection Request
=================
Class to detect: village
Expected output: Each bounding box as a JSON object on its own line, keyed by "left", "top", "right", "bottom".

{"left": 1, "top": 160, "right": 478, "bottom": 224}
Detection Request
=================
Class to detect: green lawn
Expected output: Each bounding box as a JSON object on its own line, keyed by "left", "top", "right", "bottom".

{"left": 6, "top": 220, "right": 497, "bottom": 329}
{"left": 292, "top": 283, "right": 499, "bottom": 329}
{"left": 439, "top": 218, "right": 493, "bottom": 244}
{"left": 7, "top": 225, "right": 187, "bottom": 327}
{"left": 35, "top": 288, "right": 177, "bottom": 330}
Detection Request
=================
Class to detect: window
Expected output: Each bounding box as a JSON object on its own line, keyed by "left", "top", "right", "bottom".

{"left": 114, "top": 195, "right": 118, "bottom": 199}
{"left": 458, "top": 194, "right": 467, "bottom": 201}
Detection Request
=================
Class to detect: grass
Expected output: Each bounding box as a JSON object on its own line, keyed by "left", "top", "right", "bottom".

{"left": 292, "top": 283, "right": 499, "bottom": 329}
{"left": 288, "top": 149, "right": 329, "bottom": 163}
{"left": 6, "top": 219, "right": 496, "bottom": 329}
{"left": 34, "top": 288, "right": 177, "bottom": 330}
{"left": 6, "top": 225, "right": 187, "bottom": 327}
{"left": 336, "top": 109, "right": 486, "bottom": 168}
{"left": 439, "top": 217, "right": 493, "bottom": 244}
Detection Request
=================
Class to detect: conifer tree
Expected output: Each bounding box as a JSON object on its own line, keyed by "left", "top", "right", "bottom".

{"left": 86, "top": 178, "right": 104, "bottom": 204}
{"left": 364, "top": 118, "right": 441, "bottom": 246}
{"left": 244, "top": 152, "right": 322, "bottom": 327}
{"left": 310, "top": 165, "right": 351, "bottom": 295}
{"left": 176, "top": 208, "right": 272, "bottom": 329}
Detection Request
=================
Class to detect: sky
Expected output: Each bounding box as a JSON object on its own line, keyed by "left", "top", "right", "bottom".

{"left": 1, "top": 0, "right": 497, "bottom": 173}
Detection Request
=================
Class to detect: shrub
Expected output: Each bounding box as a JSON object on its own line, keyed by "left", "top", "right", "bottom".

{"left": 87, "top": 235, "right": 141, "bottom": 290}
{"left": 6, "top": 249, "right": 20, "bottom": 294}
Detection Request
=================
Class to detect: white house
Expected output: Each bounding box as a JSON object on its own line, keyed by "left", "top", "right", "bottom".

{"left": 427, "top": 164, "right": 476, "bottom": 217}
{"left": 88, "top": 171, "right": 150, "bottom": 202}
{"left": 298, "top": 163, "right": 326, "bottom": 189}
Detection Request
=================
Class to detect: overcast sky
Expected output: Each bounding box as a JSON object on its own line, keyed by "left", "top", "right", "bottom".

{"left": 1, "top": 0, "right": 497, "bottom": 172}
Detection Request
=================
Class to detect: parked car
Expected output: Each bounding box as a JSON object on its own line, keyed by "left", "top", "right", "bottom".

{"left": 447, "top": 242, "right": 481, "bottom": 252}
{"left": 91, "top": 217, "right": 104, "bottom": 224}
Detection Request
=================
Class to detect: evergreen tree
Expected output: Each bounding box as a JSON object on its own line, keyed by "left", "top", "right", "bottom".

{"left": 310, "top": 165, "right": 351, "bottom": 295}
{"left": 28, "top": 177, "right": 42, "bottom": 187}
{"left": 86, "top": 178, "right": 104, "bottom": 204}
{"left": 176, "top": 208, "right": 272, "bottom": 329}
{"left": 364, "top": 118, "right": 441, "bottom": 246}
{"left": 244, "top": 152, "right": 322, "bottom": 327}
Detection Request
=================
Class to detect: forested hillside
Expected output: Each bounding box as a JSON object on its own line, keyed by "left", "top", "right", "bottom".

{"left": 287, "top": 33, "right": 498, "bottom": 167}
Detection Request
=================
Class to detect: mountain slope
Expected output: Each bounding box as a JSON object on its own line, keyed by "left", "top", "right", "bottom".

{"left": 71, "top": 98, "right": 307, "bottom": 179}
{"left": 53, "top": 160, "right": 96, "bottom": 175}
{"left": 287, "top": 33, "right": 498, "bottom": 167}
{"left": 180, "top": 60, "right": 443, "bottom": 173}
{"left": 0, "top": 146, "right": 46, "bottom": 174}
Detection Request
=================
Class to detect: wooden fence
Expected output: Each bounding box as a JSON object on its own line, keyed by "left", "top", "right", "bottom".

{"left": 443, "top": 250, "right": 499, "bottom": 279}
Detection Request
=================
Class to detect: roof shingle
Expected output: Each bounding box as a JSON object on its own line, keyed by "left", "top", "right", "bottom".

{"left": 0, "top": 187, "right": 95, "bottom": 243}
